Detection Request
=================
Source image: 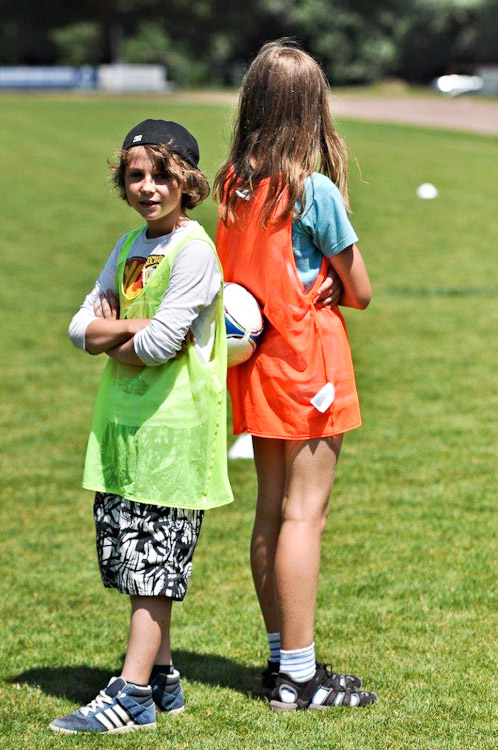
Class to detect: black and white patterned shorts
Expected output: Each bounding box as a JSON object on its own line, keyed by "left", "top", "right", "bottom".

{"left": 94, "top": 493, "right": 204, "bottom": 600}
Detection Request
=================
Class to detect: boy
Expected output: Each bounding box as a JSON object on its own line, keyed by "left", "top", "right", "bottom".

{"left": 49, "top": 120, "right": 232, "bottom": 734}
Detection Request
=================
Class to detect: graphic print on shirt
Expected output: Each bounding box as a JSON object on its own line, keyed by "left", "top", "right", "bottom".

{"left": 123, "top": 255, "right": 163, "bottom": 298}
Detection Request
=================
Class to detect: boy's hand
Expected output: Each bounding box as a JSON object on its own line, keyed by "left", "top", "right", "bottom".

{"left": 94, "top": 290, "right": 120, "bottom": 320}
{"left": 314, "top": 265, "right": 343, "bottom": 308}
{"left": 174, "top": 330, "right": 194, "bottom": 360}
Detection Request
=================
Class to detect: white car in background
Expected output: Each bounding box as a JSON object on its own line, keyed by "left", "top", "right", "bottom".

{"left": 435, "top": 74, "right": 483, "bottom": 96}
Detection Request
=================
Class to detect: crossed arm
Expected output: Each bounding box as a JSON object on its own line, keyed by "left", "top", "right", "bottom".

{"left": 86, "top": 242, "right": 369, "bottom": 365}
{"left": 314, "top": 243, "right": 372, "bottom": 310}
{"left": 85, "top": 292, "right": 150, "bottom": 366}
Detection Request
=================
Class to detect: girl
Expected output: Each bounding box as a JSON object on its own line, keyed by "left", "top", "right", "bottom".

{"left": 215, "top": 41, "right": 376, "bottom": 712}
{"left": 50, "top": 119, "right": 232, "bottom": 734}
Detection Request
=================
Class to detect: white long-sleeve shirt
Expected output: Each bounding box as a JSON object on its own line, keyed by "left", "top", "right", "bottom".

{"left": 68, "top": 221, "right": 221, "bottom": 365}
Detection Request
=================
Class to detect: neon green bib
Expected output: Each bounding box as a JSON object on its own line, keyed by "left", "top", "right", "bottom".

{"left": 82, "top": 224, "right": 233, "bottom": 510}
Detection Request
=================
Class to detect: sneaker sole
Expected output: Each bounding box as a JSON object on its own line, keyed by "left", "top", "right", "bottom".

{"left": 155, "top": 704, "right": 185, "bottom": 716}
{"left": 308, "top": 702, "right": 376, "bottom": 710}
{"left": 48, "top": 722, "right": 157, "bottom": 734}
{"left": 270, "top": 696, "right": 378, "bottom": 712}
{"left": 269, "top": 700, "right": 299, "bottom": 712}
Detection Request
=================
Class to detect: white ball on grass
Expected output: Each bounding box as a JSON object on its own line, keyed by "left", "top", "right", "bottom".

{"left": 416, "top": 183, "right": 438, "bottom": 200}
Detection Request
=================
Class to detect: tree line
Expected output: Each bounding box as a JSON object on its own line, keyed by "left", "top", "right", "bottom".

{"left": 2, "top": 0, "right": 498, "bottom": 86}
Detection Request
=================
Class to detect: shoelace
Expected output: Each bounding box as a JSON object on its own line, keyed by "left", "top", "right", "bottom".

{"left": 80, "top": 690, "right": 115, "bottom": 716}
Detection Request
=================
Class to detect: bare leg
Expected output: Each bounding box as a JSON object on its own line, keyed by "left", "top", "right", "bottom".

{"left": 251, "top": 437, "right": 286, "bottom": 634}
{"left": 276, "top": 435, "right": 343, "bottom": 650}
{"left": 154, "top": 614, "right": 173, "bottom": 666}
{"left": 121, "top": 596, "right": 172, "bottom": 685}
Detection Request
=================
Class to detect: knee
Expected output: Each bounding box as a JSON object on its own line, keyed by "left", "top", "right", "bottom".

{"left": 282, "top": 495, "right": 329, "bottom": 532}
{"left": 318, "top": 508, "right": 329, "bottom": 537}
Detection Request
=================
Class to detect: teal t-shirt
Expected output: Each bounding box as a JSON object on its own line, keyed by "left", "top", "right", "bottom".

{"left": 292, "top": 172, "right": 358, "bottom": 288}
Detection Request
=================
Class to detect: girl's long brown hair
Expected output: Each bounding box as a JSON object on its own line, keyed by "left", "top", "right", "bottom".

{"left": 214, "top": 39, "right": 350, "bottom": 227}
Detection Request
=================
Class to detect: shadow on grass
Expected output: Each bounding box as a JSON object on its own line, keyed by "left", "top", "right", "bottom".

{"left": 9, "top": 665, "right": 114, "bottom": 704}
{"left": 175, "top": 650, "right": 260, "bottom": 697}
{"left": 10, "top": 651, "right": 261, "bottom": 703}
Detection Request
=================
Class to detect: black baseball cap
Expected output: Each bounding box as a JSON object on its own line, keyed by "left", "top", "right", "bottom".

{"left": 122, "top": 119, "right": 200, "bottom": 168}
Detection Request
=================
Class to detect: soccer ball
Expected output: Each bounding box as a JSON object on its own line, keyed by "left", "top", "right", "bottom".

{"left": 416, "top": 182, "right": 438, "bottom": 200}
{"left": 224, "top": 282, "right": 264, "bottom": 367}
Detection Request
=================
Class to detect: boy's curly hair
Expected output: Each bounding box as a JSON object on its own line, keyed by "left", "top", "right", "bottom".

{"left": 109, "top": 143, "right": 209, "bottom": 210}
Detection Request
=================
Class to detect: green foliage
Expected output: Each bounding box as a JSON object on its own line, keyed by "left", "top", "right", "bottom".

{"left": 3, "top": 0, "right": 498, "bottom": 83}
{"left": 50, "top": 22, "right": 101, "bottom": 66}
{"left": 1, "top": 94, "right": 498, "bottom": 749}
{"left": 261, "top": 0, "right": 403, "bottom": 84}
{"left": 475, "top": 0, "right": 498, "bottom": 61}
{"left": 396, "top": 0, "right": 480, "bottom": 80}
{"left": 121, "top": 22, "right": 211, "bottom": 87}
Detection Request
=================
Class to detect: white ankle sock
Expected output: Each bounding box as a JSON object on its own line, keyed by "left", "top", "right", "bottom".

{"left": 267, "top": 631, "right": 281, "bottom": 662}
{"left": 280, "top": 642, "right": 316, "bottom": 682}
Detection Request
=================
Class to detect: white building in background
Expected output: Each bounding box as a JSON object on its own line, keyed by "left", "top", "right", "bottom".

{"left": 98, "top": 64, "right": 169, "bottom": 92}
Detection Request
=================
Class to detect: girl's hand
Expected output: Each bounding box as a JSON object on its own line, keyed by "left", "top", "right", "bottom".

{"left": 330, "top": 244, "right": 371, "bottom": 310}
{"left": 314, "top": 265, "right": 343, "bottom": 308}
{"left": 94, "top": 290, "right": 120, "bottom": 320}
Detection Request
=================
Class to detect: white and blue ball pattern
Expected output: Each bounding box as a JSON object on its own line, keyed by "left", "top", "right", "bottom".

{"left": 224, "top": 282, "right": 264, "bottom": 367}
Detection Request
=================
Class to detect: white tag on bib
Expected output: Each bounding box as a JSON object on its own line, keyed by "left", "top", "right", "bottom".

{"left": 310, "top": 382, "right": 335, "bottom": 413}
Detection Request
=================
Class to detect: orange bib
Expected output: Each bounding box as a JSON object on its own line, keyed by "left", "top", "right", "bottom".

{"left": 216, "top": 180, "right": 361, "bottom": 440}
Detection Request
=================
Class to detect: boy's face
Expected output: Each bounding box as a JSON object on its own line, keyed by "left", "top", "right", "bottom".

{"left": 124, "top": 147, "right": 184, "bottom": 237}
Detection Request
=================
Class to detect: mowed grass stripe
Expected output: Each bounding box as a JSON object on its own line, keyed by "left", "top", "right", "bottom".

{"left": 0, "top": 96, "right": 497, "bottom": 749}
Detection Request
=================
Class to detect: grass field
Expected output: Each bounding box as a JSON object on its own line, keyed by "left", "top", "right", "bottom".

{"left": 1, "top": 94, "right": 497, "bottom": 749}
